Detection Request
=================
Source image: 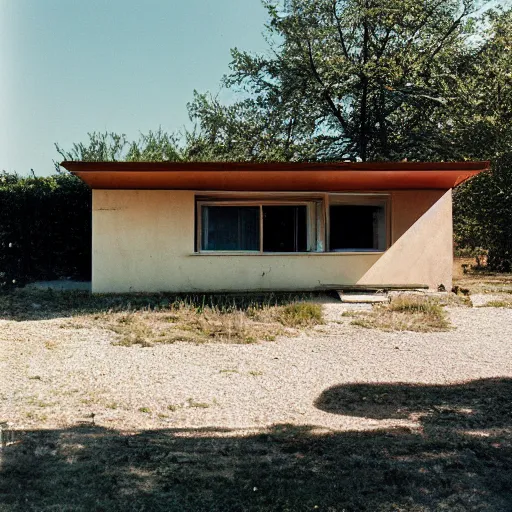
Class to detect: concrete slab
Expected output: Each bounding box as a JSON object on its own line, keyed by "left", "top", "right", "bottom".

{"left": 337, "top": 292, "right": 389, "bottom": 304}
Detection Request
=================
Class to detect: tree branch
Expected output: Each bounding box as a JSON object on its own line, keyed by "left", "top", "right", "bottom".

{"left": 331, "top": 0, "right": 351, "bottom": 60}
{"left": 305, "top": 38, "right": 350, "bottom": 134}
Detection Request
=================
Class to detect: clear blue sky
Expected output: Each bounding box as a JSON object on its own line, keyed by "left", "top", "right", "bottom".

{"left": 0, "top": 1, "right": 268, "bottom": 176}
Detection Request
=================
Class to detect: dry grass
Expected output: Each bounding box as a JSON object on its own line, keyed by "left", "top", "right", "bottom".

{"left": 0, "top": 290, "right": 324, "bottom": 346}
{"left": 453, "top": 257, "right": 512, "bottom": 295}
{"left": 275, "top": 302, "right": 323, "bottom": 327}
{"left": 479, "top": 299, "right": 512, "bottom": 308}
{"left": 348, "top": 295, "right": 451, "bottom": 332}
{"left": 98, "top": 307, "right": 283, "bottom": 346}
{"left": 102, "top": 301, "right": 323, "bottom": 346}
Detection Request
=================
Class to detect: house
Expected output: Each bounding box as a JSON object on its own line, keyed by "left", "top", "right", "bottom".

{"left": 61, "top": 161, "right": 489, "bottom": 294}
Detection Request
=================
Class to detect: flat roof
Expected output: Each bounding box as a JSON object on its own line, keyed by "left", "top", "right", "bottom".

{"left": 61, "top": 161, "right": 490, "bottom": 191}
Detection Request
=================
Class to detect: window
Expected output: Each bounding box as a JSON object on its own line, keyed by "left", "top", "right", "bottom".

{"left": 201, "top": 206, "right": 259, "bottom": 251}
{"left": 197, "top": 199, "right": 321, "bottom": 252}
{"left": 263, "top": 206, "right": 307, "bottom": 252}
{"left": 196, "top": 194, "right": 388, "bottom": 253}
{"left": 329, "top": 197, "right": 387, "bottom": 252}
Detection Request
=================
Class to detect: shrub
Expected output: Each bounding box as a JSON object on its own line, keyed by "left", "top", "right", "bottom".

{"left": 0, "top": 171, "right": 91, "bottom": 290}
{"left": 277, "top": 302, "right": 323, "bottom": 327}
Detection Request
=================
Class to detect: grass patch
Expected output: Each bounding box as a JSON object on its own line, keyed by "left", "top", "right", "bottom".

{"left": 479, "top": 299, "right": 512, "bottom": 308}
{"left": 26, "top": 397, "right": 54, "bottom": 408}
{"left": 1, "top": 289, "right": 324, "bottom": 345}
{"left": 341, "top": 310, "right": 362, "bottom": 317}
{"left": 275, "top": 302, "right": 323, "bottom": 327}
{"left": 103, "top": 301, "right": 323, "bottom": 346}
{"left": 187, "top": 399, "right": 210, "bottom": 409}
{"left": 453, "top": 268, "right": 512, "bottom": 296}
{"left": 350, "top": 295, "right": 450, "bottom": 332}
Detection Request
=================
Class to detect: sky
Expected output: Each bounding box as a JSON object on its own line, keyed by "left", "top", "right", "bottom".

{"left": 0, "top": 0, "right": 269, "bottom": 176}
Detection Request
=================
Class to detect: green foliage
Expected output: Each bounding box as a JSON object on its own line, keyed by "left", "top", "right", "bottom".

{"left": 188, "top": 0, "right": 485, "bottom": 162}
{"left": 451, "top": 9, "right": 512, "bottom": 271}
{"left": 184, "top": 92, "right": 319, "bottom": 162}
{"left": 54, "top": 132, "right": 129, "bottom": 168}
{"left": 54, "top": 128, "right": 183, "bottom": 171}
{"left": 0, "top": 172, "right": 91, "bottom": 289}
{"left": 126, "top": 128, "right": 183, "bottom": 162}
{"left": 277, "top": 302, "right": 323, "bottom": 326}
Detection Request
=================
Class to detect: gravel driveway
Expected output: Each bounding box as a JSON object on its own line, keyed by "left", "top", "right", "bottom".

{"left": 1, "top": 303, "right": 512, "bottom": 432}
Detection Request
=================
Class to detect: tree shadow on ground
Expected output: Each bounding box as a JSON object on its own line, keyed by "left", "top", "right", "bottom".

{"left": 315, "top": 378, "right": 512, "bottom": 426}
{"left": 0, "top": 289, "right": 330, "bottom": 321}
{"left": 1, "top": 378, "right": 511, "bottom": 511}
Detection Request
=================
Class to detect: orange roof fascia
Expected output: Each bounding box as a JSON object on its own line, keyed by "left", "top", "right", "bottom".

{"left": 61, "top": 161, "right": 490, "bottom": 191}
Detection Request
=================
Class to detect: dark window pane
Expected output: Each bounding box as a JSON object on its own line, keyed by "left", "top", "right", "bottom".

{"left": 202, "top": 206, "right": 259, "bottom": 251}
{"left": 263, "top": 205, "right": 307, "bottom": 252}
{"left": 330, "top": 205, "right": 385, "bottom": 251}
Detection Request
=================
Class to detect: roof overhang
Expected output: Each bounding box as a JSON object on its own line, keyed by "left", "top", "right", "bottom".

{"left": 61, "top": 161, "right": 490, "bottom": 191}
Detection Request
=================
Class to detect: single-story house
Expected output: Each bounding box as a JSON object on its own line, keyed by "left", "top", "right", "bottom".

{"left": 62, "top": 161, "right": 489, "bottom": 294}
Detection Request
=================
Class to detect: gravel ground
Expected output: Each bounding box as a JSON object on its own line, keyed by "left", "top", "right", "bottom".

{"left": 1, "top": 302, "right": 512, "bottom": 433}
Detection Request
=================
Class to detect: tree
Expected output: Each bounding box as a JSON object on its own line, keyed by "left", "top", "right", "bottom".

{"left": 450, "top": 8, "right": 512, "bottom": 271}
{"left": 189, "top": 0, "right": 489, "bottom": 162}
{"left": 55, "top": 132, "right": 129, "bottom": 168}
{"left": 54, "top": 128, "right": 183, "bottom": 171}
{"left": 54, "top": 2, "right": 512, "bottom": 269}
{"left": 184, "top": 91, "right": 319, "bottom": 161}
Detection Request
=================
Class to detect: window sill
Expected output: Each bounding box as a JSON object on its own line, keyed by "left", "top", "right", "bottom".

{"left": 190, "top": 251, "right": 385, "bottom": 256}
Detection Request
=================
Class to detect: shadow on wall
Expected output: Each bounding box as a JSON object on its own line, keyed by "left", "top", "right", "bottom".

{"left": 358, "top": 190, "right": 452, "bottom": 288}
{"left": 1, "top": 378, "right": 511, "bottom": 511}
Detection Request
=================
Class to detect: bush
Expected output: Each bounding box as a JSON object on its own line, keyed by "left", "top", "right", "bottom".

{"left": 277, "top": 302, "right": 323, "bottom": 327}
{"left": 453, "top": 154, "right": 512, "bottom": 273}
{"left": 0, "top": 171, "right": 91, "bottom": 290}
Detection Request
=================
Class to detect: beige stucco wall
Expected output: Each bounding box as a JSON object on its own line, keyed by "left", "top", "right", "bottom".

{"left": 92, "top": 189, "right": 452, "bottom": 293}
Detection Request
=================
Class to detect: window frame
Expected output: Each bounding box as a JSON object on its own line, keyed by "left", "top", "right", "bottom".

{"left": 194, "top": 193, "right": 390, "bottom": 255}
{"left": 196, "top": 198, "right": 324, "bottom": 254}
{"left": 326, "top": 194, "right": 391, "bottom": 252}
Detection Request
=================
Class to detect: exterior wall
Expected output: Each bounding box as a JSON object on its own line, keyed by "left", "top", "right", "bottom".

{"left": 92, "top": 189, "right": 452, "bottom": 293}
{"left": 359, "top": 190, "right": 452, "bottom": 289}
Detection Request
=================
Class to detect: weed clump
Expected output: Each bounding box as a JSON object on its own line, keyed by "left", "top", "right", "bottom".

{"left": 277, "top": 302, "right": 323, "bottom": 327}
{"left": 480, "top": 300, "right": 512, "bottom": 308}
{"left": 350, "top": 295, "right": 450, "bottom": 332}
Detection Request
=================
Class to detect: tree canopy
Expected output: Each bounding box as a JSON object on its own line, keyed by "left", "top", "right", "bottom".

{"left": 187, "top": 0, "right": 497, "bottom": 162}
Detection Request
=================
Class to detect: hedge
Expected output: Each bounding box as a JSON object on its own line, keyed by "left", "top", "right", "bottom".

{"left": 0, "top": 172, "right": 91, "bottom": 289}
